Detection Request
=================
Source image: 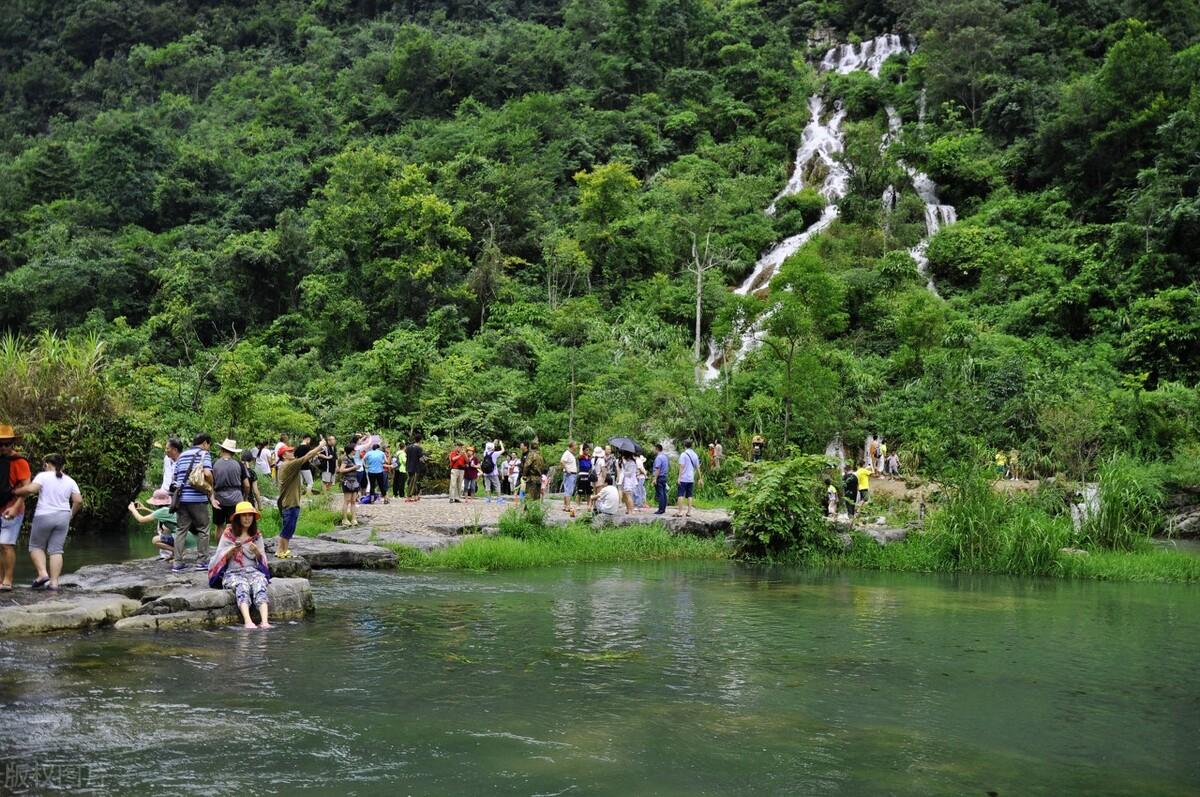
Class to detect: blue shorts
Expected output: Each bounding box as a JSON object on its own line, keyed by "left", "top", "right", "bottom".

{"left": 678, "top": 481, "right": 695, "bottom": 499}
{"left": 157, "top": 533, "right": 175, "bottom": 547}
{"left": 563, "top": 473, "right": 577, "bottom": 497}
{"left": 280, "top": 506, "right": 300, "bottom": 540}
{"left": 0, "top": 513, "right": 23, "bottom": 545}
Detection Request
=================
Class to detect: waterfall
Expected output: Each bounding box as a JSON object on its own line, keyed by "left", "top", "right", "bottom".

{"left": 824, "top": 438, "right": 846, "bottom": 472}
{"left": 703, "top": 34, "right": 910, "bottom": 381}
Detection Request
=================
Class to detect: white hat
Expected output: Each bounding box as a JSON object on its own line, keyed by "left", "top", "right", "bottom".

{"left": 217, "top": 438, "right": 241, "bottom": 455}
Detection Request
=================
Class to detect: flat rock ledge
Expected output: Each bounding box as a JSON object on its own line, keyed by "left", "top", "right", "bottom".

{"left": 1, "top": 555, "right": 316, "bottom": 636}
{"left": 114, "top": 578, "right": 313, "bottom": 630}
{"left": 319, "top": 528, "right": 463, "bottom": 552}
{"left": 0, "top": 593, "right": 140, "bottom": 635}
{"left": 832, "top": 522, "right": 910, "bottom": 550}
{"left": 266, "top": 535, "right": 398, "bottom": 567}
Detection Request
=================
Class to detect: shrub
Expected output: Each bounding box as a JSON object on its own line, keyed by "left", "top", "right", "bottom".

{"left": 0, "top": 332, "right": 150, "bottom": 532}
{"left": 498, "top": 503, "right": 546, "bottom": 540}
{"left": 730, "top": 454, "right": 840, "bottom": 558}
{"left": 1082, "top": 454, "right": 1165, "bottom": 551}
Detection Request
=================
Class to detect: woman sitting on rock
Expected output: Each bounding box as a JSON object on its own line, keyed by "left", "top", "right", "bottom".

{"left": 207, "top": 501, "right": 271, "bottom": 629}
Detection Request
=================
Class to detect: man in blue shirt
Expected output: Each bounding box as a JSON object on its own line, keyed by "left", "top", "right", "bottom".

{"left": 651, "top": 443, "right": 670, "bottom": 515}
{"left": 675, "top": 439, "right": 702, "bottom": 518}
{"left": 364, "top": 444, "right": 387, "bottom": 502}
{"left": 170, "top": 433, "right": 214, "bottom": 572}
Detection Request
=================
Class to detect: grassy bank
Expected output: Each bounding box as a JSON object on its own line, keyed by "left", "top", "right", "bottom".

{"left": 387, "top": 517, "right": 729, "bottom": 572}
{"left": 258, "top": 495, "right": 342, "bottom": 539}
{"left": 809, "top": 531, "right": 1200, "bottom": 583}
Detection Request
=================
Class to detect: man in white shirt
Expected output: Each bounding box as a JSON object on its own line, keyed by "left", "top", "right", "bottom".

{"left": 593, "top": 484, "right": 620, "bottom": 516}
{"left": 560, "top": 441, "right": 579, "bottom": 516}
{"left": 159, "top": 438, "right": 182, "bottom": 492}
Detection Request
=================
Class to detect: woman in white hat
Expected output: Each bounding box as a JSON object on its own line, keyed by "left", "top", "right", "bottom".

{"left": 207, "top": 501, "right": 271, "bottom": 629}
{"left": 128, "top": 488, "right": 178, "bottom": 561}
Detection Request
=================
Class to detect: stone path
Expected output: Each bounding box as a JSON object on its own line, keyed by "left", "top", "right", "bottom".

{"left": 348, "top": 495, "right": 733, "bottom": 545}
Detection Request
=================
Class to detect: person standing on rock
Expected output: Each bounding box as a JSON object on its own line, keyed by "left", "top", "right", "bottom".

{"left": 170, "top": 433, "right": 214, "bottom": 573}
{"left": 634, "top": 452, "right": 647, "bottom": 511}
{"left": 319, "top": 435, "right": 338, "bottom": 491}
{"left": 208, "top": 501, "right": 271, "bottom": 629}
{"left": 825, "top": 478, "right": 838, "bottom": 517}
{"left": 856, "top": 460, "right": 871, "bottom": 506}
{"left": 560, "top": 441, "right": 579, "bottom": 516}
{"left": 464, "top": 446, "right": 480, "bottom": 500}
{"left": 522, "top": 441, "right": 545, "bottom": 508}
{"left": 364, "top": 443, "right": 387, "bottom": 503}
{"left": 713, "top": 440, "right": 724, "bottom": 471}
{"left": 338, "top": 444, "right": 360, "bottom": 525}
{"left": 674, "top": 440, "right": 702, "bottom": 518}
{"left": 842, "top": 464, "right": 859, "bottom": 522}
{"left": 448, "top": 442, "right": 467, "bottom": 503}
{"left": 405, "top": 434, "right": 425, "bottom": 502}
{"left": 211, "top": 439, "right": 249, "bottom": 532}
{"left": 620, "top": 452, "right": 638, "bottom": 514}
{"left": 273, "top": 433, "right": 290, "bottom": 482}
{"left": 398, "top": 441, "right": 412, "bottom": 499}
{"left": 13, "top": 453, "right": 82, "bottom": 591}
{"left": 159, "top": 437, "right": 183, "bottom": 492}
{"left": 0, "top": 424, "right": 31, "bottom": 592}
{"left": 481, "top": 442, "right": 501, "bottom": 503}
{"left": 274, "top": 442, "right": 323, "bottom": 559}
{"left": 652, "top": 443, "right": 669, "bottom": 515}
{"left": 241, "top": 450, "right": 262, "bottom": 509}
{"left": 294, "top": 435, "right": 316, "bottom": 497}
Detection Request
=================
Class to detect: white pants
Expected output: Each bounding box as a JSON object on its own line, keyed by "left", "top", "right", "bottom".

{"left": 449, "top": 469, "right": 464, "bottom": 500}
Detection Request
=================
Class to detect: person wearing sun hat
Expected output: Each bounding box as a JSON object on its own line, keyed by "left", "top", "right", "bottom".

{"left": 207, "top": 501, "right": 272, "bottom": 629}
{"left": 0, "top": 423, "right": 32, "bottom": 591}
{"left": 211, "top": 438, "right": 249, "bottom": 531}
{"left": 128, "top": 488, "right": 179, "bottom": 560}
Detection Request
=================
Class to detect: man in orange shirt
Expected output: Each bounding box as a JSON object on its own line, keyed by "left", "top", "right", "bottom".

{"left": 0, "top": 424, "right": 32, "bottom": 591}
{"left": 448, "top": 442, "right": 467, "bottom": 503}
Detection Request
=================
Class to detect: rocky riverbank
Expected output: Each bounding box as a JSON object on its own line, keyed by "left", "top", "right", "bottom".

{"left": 0, "top": 532, "right": 399, "bottom": 635}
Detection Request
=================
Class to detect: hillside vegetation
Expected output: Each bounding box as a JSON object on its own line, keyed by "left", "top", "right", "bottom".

{"left": 0, "top": 0, "right": 1196, "bottom": 476}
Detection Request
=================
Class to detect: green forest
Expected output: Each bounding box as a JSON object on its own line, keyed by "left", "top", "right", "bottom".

{"left": 1, "top": 0, "right": 1197, "bottom": 479}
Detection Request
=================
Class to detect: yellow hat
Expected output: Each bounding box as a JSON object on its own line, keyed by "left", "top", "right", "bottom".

{"left": 0, "top": 424, "right": 18, "bottom": 441}
{"left": 230, "top": 501, "right": 260, "bottom": 520}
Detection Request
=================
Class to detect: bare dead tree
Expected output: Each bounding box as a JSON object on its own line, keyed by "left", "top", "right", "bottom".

{"left": 685, "top": 230, "right": 734, "bottom": 385}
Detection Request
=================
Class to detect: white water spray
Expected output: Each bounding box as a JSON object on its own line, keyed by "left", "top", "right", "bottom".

{"left": 703, "top": 34, "right": 909, "bottom": 380}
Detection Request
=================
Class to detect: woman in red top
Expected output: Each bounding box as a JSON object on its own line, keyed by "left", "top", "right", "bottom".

{"left": 0, "top": 425, "right": 32, "bottom": 591}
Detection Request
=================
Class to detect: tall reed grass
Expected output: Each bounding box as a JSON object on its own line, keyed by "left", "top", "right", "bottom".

{"left": 1082, "top": 454, "right": 1164, "bottom": 551}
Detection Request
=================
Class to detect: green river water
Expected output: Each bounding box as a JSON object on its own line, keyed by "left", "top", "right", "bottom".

{"left": 1, "top": 553, "right": 1198, "bottom": 795}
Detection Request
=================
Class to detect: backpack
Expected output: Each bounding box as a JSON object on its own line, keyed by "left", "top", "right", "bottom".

{"left": 187, "top": 451, "right": 210, "bottom": 493}
{"left": 0, "top": 455, "right": 27, "bottom": 506}
{"left": 481, "top": 454, "right": 495, "bottom": 474}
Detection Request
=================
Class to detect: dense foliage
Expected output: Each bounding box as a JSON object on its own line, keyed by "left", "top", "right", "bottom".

{"left": 0, "top": 1, "right": 1196, "bottom": 476}
{"left": 0, "top": 334, "right": 151, "bottom": 529}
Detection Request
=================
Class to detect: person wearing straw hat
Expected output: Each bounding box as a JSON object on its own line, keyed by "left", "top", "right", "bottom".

{"left": 207, "top": 501, "right": 272, "bottom": 629}
{"left": 127, "top": 488, "right": 178, "bottom": 560}
{"left": 0, "top": 423, "right": 32, "bottom": 591}
{"left": 211, "top": 438, "right": 250, "bottom": 532}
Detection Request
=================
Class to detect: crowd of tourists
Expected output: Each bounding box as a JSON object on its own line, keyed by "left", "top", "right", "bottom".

{"left": 0, "top": 417, "right": 912, "bottom": 626}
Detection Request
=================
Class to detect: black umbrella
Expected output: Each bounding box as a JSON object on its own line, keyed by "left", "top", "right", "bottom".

{"left": 608, "top": 436, "right": 643, "bottom": 455}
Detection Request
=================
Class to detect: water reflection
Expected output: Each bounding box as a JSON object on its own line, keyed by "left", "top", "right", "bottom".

{"left": 0, "top": 564, "right": 1197, "bottom": 795}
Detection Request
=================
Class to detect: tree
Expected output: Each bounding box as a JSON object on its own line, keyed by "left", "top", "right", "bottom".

{"left": 685, "top": 230, "right": 733, "bottom": 384}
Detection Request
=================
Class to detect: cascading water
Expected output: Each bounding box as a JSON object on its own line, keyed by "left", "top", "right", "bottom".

{"left": 884, "top": 110, "right": 957, "bottom": 298}
{"left": 703, "top": 34, "right": 910, "bottom": 380}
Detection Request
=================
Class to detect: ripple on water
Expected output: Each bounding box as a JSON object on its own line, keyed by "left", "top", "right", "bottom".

{"left": 1, "top": 562, "right": 1198, "bottom": 795}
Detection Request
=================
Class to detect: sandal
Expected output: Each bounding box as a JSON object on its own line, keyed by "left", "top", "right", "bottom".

{"left": 0, "top": 584, "right": 12, "bottom": 592}
{"left": 45, "top": 585, "right": 59, "bottom": 592}
{"left": 31, "top": 577, "right": 49, "bottom": 590}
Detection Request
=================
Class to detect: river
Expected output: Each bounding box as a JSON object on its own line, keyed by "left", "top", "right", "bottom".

{"left": 1, "top": 556, "right": 1197, "bottom": 795}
